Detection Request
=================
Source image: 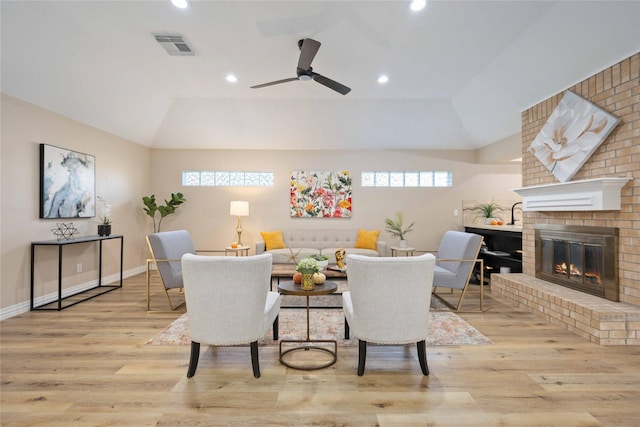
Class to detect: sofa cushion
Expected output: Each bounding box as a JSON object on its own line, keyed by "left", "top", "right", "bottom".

{"left": 355, "top": 229, "right": 380, "bottom": 250}
{"left": 260, "top": 230, "right": 286, "bottom": 250}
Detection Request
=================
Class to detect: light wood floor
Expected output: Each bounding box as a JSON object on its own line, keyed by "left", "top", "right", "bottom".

{"left": 1, "top": 274, "right": 639, "bottom": 427}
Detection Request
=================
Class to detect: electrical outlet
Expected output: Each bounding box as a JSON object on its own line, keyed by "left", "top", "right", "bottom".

{"left": 76, "top": 263, "right": 83, "bottom": 273}
{"left": 453, "top": 209, "right": 459, "bottom": 217}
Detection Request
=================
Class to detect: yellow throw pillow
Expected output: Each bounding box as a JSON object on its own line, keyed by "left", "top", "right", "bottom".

{"left": 355, "top": 229, "right": 380, "bottom": 250}
{"left": 260, "top": 231, "right": 286, "bottom": 250}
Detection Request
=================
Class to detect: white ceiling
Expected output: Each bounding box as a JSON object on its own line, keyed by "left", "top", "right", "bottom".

{"left": 1, "top": 1, "right": 639, "bottom": 151}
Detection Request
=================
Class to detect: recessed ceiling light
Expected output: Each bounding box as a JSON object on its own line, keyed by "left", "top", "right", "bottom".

{"left": 410, "top": 0, "right": 426, "bottom": 12}
{"left": 377, "top": 75, "right": 389, "bottom": 84}
{"left": 226, "top": 74, "right": 238, "bottom": 83}
{"left": 510, "top": 157, "right": 523, "bottom": 162}
{"left": 171, "top": 0, "right": 188, "bottom": 9}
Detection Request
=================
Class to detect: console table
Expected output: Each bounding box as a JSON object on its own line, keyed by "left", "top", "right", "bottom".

{"left": 31, "top": 235, "right": 124, "bottom": 311}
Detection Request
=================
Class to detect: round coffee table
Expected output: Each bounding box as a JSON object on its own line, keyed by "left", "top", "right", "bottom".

{"left": 277, "top": 280, "right": 338, "bottom": 370}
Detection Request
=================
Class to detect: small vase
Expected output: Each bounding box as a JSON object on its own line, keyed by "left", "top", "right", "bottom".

{"left": 399, "top": 239, "right": 408, "bottom": 248}
{"left": 301, "top": 273, "right": 315, "bottom": 291}
{"left": 98, "top": 224, "right": 111, "bottom": 236}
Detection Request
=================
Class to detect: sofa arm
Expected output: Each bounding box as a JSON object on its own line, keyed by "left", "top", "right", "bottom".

{"left": 377, "top": 240, "right": 387, "bottom": 257}
{"left": 255, "top": 241, "right": 266, "bottom": 255}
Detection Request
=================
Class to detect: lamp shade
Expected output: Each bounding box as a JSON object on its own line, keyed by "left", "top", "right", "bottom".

{"left": 229, "top": 200, "right": 249, "bottom": 216}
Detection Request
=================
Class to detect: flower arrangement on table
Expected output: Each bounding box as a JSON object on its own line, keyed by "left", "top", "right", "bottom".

{"left": 295, "top": 257, "right": 325, "bottom": 290}
{"left": 296, "top": 257, "right": 320, "bottom": 274}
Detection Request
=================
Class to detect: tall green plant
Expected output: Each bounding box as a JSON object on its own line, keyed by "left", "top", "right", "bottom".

{"left": 142, "top": 192, "right": 186, "bottom": 232}
{"left": 384, "top": 212, "right": 415, "bottom": 240}
{"left": 464, "top": 201, "right": 505, "bottom": 219}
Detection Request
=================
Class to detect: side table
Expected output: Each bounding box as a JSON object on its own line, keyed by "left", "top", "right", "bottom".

{"left": 277, "top": 280, "right": 338, "bottom": 370}
{"left": 225, "top": 246, "right": 250, "bottom": 256}
{"left": 390, "top": 246, "right": 416, "bottom": 257}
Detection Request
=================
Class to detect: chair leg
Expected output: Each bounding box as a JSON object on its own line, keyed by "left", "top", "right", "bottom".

{"left": 250, "top": 341, "right": 260, "bottom": 378}
{"left": 344, "top": 317, "right": 350, "bottom": 339}
{"left": 272, "top": 316, "right": 279, "bottom": 341}
{"left": 357, "top": 340, "right": 367, "bottom": 376}
{"left": 416, "top": 340, "right": 429, "bottom": 376}
{"left": 187, "top": 341, "right": 200, "bottom": 378}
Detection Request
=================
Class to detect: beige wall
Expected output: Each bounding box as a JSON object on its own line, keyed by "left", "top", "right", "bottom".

{"left": 150, "top": 149, "right": 522, "bottom": 254}
{"left": 1, "top": 94, "right": 151, "bottom": 317}
{"left": 1, "top": 93, "right": 522, "bottom": 318}
{"left": 520, "top": 53, "right": 640, "bottom": 306}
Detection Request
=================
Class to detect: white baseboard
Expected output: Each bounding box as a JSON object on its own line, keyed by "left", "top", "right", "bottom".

{"left": 0, "top": 265, "right": 146, "bottom": 321}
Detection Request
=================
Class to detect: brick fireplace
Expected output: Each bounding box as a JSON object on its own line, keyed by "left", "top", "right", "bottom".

{"left": 491, "top": 53, "right": 640, "bottom": 345}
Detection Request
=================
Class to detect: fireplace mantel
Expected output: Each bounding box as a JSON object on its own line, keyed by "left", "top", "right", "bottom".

{"left": 512, "top": 177, "right": 632, "bottom": 211}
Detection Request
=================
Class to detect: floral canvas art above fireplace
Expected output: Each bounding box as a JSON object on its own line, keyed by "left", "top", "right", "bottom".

{"left": 528, "top": 91, "right": 619, "bottom": 183}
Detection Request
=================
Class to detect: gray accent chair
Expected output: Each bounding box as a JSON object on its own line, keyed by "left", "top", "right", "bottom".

{"left": 431, "top": 230, "right": 485, "bottom": 312}
{"left": 146, "top": 230, "right": 196, "bottom": 312}
{"left": 181, "top": 252, "right": 281, "bottom": 378}
{"left": 342, "top": 253, "right": 436, "bottom": 376}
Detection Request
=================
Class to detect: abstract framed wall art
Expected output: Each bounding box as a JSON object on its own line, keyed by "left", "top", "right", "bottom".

{"left": 290, "top": 170, "right": 352, "bottom": 218}
{"left": 528, "top": 91, "right": 619, "bottom": 183}
{"left": 40, "top": 144, "right": 96, "bottom": 219}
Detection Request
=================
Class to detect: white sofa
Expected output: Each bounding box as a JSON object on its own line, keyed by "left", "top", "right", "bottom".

{"left": 255, "top": 229, "right": 387, "bottom": 264}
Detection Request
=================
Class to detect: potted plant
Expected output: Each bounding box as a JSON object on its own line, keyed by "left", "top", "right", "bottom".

{"left": 384, "top": 212, "right": 415, "bottom": 247}
{"left": 97, "top": 196, "right": 112, "bottom": 236}
{"left": 310, "top": 254, "right": 329, "bottom": 270}
{"left": 142, "top": 192, "right": 186, "bottom": 233}
{"left": 296, "top": 257, "right": 320, "bottom": 290}
{"left": 98, "top": 217, "right": 112, "bottom": 236}
{"left": 464, "top": 201, "right": 505, "bottom": 224}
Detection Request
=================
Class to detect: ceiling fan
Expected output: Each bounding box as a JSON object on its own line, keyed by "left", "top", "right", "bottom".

{"left": 250, "top": 38, "right": 351, "bottom": 95}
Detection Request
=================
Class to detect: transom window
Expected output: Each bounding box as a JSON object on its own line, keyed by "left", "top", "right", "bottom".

{"left": 182, "top": 171, "right": 274, "bottom": 187}
{"left": 361, "top": 171, "right": 453, "bottom": 187}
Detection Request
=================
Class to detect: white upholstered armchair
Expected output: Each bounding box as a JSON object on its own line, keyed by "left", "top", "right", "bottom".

{"left": 181, "top": 252, "right": 281, "bottom": 378}
{"left": 342, "top": 253, "right": 436, "bottom": 376}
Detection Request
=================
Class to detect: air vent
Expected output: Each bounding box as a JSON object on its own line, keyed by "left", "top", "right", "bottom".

{"left": 153, "top": 33, "right": 196, "bottom": 56}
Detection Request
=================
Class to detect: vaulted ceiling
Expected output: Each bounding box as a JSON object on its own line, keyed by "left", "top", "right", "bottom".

{"left": 2, "top": 1, "right": 638, "bottom": 151}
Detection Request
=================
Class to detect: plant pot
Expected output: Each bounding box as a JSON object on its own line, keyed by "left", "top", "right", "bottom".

{"left": 301, "top": 273, "right": 315, "bottom": 291}
{"left": 98, "top": 224, "right": 111, "bottom": 236}
{"left": 399, "top": 239, "right": 408, "bottom": 248}
{"left": 317, "top": 260, "right": 329, "bottom": 270}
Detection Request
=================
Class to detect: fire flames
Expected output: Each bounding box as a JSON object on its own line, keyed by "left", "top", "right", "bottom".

{"left": 554, "top": 262, "right": 602, "bottom": 285}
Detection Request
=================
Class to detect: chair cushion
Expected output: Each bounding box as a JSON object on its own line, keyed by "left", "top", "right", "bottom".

{"left": 260, "top": 230, "right": 286, "bottom": 250}
{"left": 355, "top": 229, "right": 380, "bottom": 250}
{"left": 433, "top": 265, "right": 465, "bottom": 290}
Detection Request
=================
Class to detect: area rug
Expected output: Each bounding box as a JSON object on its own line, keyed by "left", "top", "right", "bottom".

{"left": 146, "top": 305, "right": 492, "bottom": 347}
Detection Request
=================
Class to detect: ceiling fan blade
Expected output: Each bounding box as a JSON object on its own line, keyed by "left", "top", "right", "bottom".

{"left": 250, "top": 77, "right": 299, "bottom": 89}
{"left": 312, "top": 73, "right": 351, "bottom": 95}
{"left": 298, "top": 38, "right": 321, "bottom": 70}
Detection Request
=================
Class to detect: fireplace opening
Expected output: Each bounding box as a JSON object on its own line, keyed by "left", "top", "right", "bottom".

{"left": 535, "top": 224, "right": 618, "bottom": 301}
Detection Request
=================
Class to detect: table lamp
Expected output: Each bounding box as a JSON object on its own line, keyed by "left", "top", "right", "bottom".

{"left": 229, "top": 201, "right": 249, "bottom": 246}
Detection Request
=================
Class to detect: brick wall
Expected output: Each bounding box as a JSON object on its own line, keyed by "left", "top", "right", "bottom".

{"left": 520, "top": 53, "right": 640, "bottom": 307}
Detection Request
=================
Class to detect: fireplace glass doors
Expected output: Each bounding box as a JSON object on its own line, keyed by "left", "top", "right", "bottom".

{"left": 535, "top": 224, "right": 618, "bottom": 301}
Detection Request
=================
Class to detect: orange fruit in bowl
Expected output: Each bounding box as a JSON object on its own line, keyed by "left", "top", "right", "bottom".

{"left": 490, "top": 219, "right": 498, "bottom": 225}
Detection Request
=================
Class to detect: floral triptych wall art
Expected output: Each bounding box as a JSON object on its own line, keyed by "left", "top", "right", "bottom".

{"left": 528, "top": 91, "right": 619, "bottom": 183}
{"left": 290, "top": 171, "right": 352, "bottom": 218}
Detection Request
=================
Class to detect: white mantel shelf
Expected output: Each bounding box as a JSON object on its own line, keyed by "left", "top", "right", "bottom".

{"left": 512, "top": 177, "right": 632, "bottom": 211}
